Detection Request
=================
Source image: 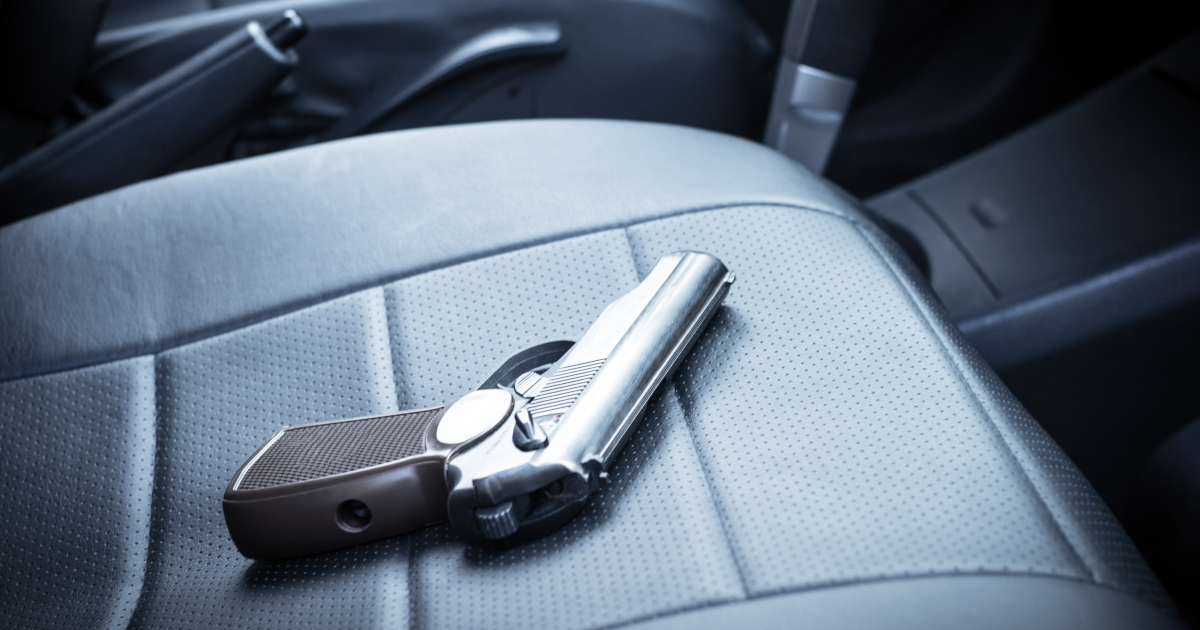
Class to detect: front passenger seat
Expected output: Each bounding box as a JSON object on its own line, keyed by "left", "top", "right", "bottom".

{"left": 0, "top": 120, "right": 1182, "bottom": 629}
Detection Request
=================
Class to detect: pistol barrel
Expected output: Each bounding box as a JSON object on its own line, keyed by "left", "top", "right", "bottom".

{"left": 539, "top": 251, "right": 734, "bottom": 469}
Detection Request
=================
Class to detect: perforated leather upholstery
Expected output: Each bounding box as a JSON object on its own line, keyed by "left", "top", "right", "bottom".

{"left": 0, "top": 120, "right": 1180, "bottom": 629}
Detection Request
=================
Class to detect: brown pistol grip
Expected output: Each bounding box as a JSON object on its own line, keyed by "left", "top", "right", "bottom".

{"left": 222, "top": 388, "right": 513, "bottom": 560}
{"left": 222, "top": 405, "right": 449, "bottom": 560}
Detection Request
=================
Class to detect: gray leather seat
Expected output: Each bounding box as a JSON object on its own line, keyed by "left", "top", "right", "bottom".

{"left": 0, "top": 120, "right": 1182, "bottom": 629}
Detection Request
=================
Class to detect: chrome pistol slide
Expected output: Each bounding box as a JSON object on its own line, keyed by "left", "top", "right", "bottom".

{"left": 223, "top": 251, "right": 734, "bottom": 558}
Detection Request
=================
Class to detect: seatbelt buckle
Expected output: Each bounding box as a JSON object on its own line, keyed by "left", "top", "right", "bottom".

{"left": 222, "top": 251, "right": 733, "bottom": 558}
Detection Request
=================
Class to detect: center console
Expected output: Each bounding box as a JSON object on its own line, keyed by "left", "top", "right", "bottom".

{"left": 868, "top": 34, "right": 1200, "bottom": 369}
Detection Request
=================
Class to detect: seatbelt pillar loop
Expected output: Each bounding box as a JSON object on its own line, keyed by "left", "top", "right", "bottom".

{"left": 764, "top": 0, "right": 885, "bottom": 174}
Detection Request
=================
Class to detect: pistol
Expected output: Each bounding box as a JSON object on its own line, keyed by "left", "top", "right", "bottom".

{"left": 223, "top": 251, "right": 734, "bottom": 558}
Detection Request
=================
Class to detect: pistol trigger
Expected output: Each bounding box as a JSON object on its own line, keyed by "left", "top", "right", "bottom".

{"left": 512, "top": 408, "right": 548, "bottom": 451}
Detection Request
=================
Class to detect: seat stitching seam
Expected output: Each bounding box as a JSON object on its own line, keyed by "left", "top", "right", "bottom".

{"left": 668, "top": 378, "right": 751, "bottom": 599}
{"left": 378, "top": 285, "right": 418, "bottom": 630}
{"left": 620, "top": 226, "right": 749, "bottom": 599}
{"left": 407, "top": 535, "right": 420, "bottom": 630}
{"left": 848, "top": 221, "right": 1096, "bottom": 582}
{"left": 0, "top": 202, "right": 853, "bottom": 384}
{"left": 591, "top": 570, "right": 1165, "bottom": 630}
{"left": 377, "top": 286, "right": 402, "bottom": 414}
{"left": 124, "top": 354, "right": 160, "bottom": 629}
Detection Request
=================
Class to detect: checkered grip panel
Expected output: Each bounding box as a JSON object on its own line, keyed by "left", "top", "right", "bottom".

{"left": 237, "top": 407, "right": 442, "bottom": 490}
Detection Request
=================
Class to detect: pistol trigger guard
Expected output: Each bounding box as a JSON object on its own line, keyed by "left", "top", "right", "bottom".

{"left": 476, "top": 340, "right": 575, "bottom": 391}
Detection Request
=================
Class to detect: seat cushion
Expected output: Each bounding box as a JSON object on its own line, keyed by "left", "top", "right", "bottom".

{"left": 0, "top": 120, "right": 1180, "bottom": 629}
